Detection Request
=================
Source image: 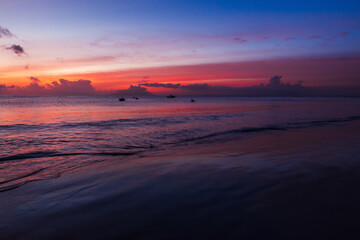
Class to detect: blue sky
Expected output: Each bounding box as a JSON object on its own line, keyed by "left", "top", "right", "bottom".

{"left": 0, "top": 0, "right": 359, "bottom": 90}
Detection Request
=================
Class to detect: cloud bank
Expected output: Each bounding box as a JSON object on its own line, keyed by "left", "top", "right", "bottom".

{"left": 140, "top": 76, "right": 360, "bottom": 97}
{"left": 115, "top": 85, "right": 152, "bottom": 96}
{"left": 140, "top": 76, "right": 306, "bottom": 96}
{"left": 0, "top": 77, "right": 96, "bottom": 95}
{"left": 141, "top": 82, "right": 181, "bottom": 89}
{"left": 1, "top": 76, "right": 359, "bottom": 97}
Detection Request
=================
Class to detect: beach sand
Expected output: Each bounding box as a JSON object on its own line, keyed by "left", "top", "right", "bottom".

{"left": 1, "top": 120, "right": 359, "bottom": 239}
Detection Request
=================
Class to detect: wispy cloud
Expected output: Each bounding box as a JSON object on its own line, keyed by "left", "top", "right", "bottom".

{"left": 284, "top": 37, "right": 296, "bottom": 42}
{"left": 0, "top": 26, "right": 14, "bottom": 38}
{"left": 326, "top": 31, "right": 350, "bottom": 41}
{"left": 141, "top": 83, "right": 181, "bottom": 89}
{"left": 308, "top": 35, "right": 322, "bottom": 40}
{"left": 233, "top": 37, "right": 247, "bottom": 44}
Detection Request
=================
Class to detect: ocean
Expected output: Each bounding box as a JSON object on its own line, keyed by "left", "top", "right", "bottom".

{"left": 0, "top": 96, "right": 360, "bottom": 239}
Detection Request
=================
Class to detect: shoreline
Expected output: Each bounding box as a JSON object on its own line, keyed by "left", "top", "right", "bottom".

{"left": 1, "top": 121, "right": 360, "bottom": 239}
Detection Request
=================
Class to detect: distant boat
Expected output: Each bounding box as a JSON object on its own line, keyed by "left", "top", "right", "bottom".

{"left": 191, "top": 99, "right": 195, "bottom": 102}
{"left": 167, "top": 95, "right": 176, "bottom": 98}
{"left": 119, "top": 97, "right": 126, "bottom": 101}
{"left": 132, "top": 97, "right": 139, "bottom": 100}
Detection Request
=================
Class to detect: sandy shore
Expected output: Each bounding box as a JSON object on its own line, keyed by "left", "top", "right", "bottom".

{"left": 1, "top": 121, "right": 360, "bottom": 239}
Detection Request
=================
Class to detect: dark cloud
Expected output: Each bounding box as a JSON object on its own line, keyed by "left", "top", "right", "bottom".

{"left": 139, "top": 76, "right": 360, "bottom": 97}
{"left": 181, "top": 83, "right": 214, "bottom": 91}
{"left": 0, "top": 26, "right": 14, "bottom": 38}
{"left": 115, "top": 85, "right": 152, "bottom": 96}
{"left": 30, "top": 76, "right": 40, "bottom": 84}
{"left": 140, "top": 76, "right": 307, "bottom": 96}
{"left": 46, "top": 79, "right": 96, "bottom": 95}
{"left": 233, "top": 37, "right": 247, "bottom": 44}
{"left": 180, "top": 83, "right": 242, "bottom": 96}
{"left": 0, "top": 78, "right": 96, "bottom": 96}
{"left": 0, "top": 84, "right": 15, "bottom": 93}
{"left": 6, "top": 44, "right": 26, "bottom": 56}
{"left": 194, "top": 76, "right": 304, "bottom": 96}
{"left": 141, "top": 83, "right": 181, "bottom": 89}
{"left": 0, "top": 84, "right": 14, "bottom": 94}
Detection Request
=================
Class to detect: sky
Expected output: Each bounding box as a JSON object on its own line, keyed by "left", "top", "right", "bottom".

{"left": 0, "top": 0, "right": 359, "bottom": 95}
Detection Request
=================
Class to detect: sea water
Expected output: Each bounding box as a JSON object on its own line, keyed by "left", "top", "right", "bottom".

{"left": 0, "top": 96, "right": 360, "bottom": 239}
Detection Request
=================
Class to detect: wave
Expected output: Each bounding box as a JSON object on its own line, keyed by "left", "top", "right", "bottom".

{"left": 172, "top": 115, "right": 360, "bottom": 144}
{"left": 289, "top": 115, "right": 360, "bottom": 126}
{"left": 0, "top": 168, "right": 44, "bottom": 185}
{"left": 0, "top": 114, "right": 359, "bottom": 193}
{"left": 0, "top": 114, "right": 240, "bottom": 131}
{"left": 1, "top": 115, "right": 359, "bottom": 162}
{"left": 0, "top": 150, "right": 141, "bottom": 163}
{"left": 0, "top": 151, "right": 142, "bottom": 192}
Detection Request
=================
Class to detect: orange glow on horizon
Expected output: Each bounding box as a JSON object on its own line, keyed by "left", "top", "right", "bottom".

{"left": 1, "top": 58, "right": 360, "bottom": 91}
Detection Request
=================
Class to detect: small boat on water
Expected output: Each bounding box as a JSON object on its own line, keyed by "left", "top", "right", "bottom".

{"left": 191, "top": 99, "right": 195, "bottom": 102}
{"left": 167, "top": 95, "right": 176, "bottom": 98}
{"left": 119, "top": 97, "right": 126, "bottom": 101}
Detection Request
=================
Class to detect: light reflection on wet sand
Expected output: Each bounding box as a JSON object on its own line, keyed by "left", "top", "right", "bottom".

{"left": 1, "top": 121, "right": 359, "bottom": 239}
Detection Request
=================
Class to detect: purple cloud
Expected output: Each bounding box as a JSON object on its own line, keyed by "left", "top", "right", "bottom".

{"left": 138, "top": 76, "right": 360, "bottom": 97}
{"left": 0, "top": 78, "right": 97, "bottom": 96}
{"left": 140, "top": 83, "right": 181, "bottom": 89}
{"left": 6, "top": 44, "right": 26, "bottom": 56}
{"left": 233, "top": 37, "right": 247, "bottom": 44}
{"left": 140, "top": 76, "right": 306, "bottom": 96}
{"left": 46, "top": 79, "right": 96, "bottom": 95}
{"left": 30, "top": 76, "right": 40, "bottom": 84}
{"left": 115, "top": 85, "right": 152, "bottom": 96}
{"left": 284, "top": 37, "right": 296, "bottom": 42}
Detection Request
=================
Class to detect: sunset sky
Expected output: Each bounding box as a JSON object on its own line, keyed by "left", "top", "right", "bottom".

{"left": 0, "top": 0, "right": 359, "bottom": 94}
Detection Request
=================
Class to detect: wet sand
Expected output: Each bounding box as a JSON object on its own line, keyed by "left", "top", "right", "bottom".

{"left": 1, "top": 121, "right": 360, "bottom": 239}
